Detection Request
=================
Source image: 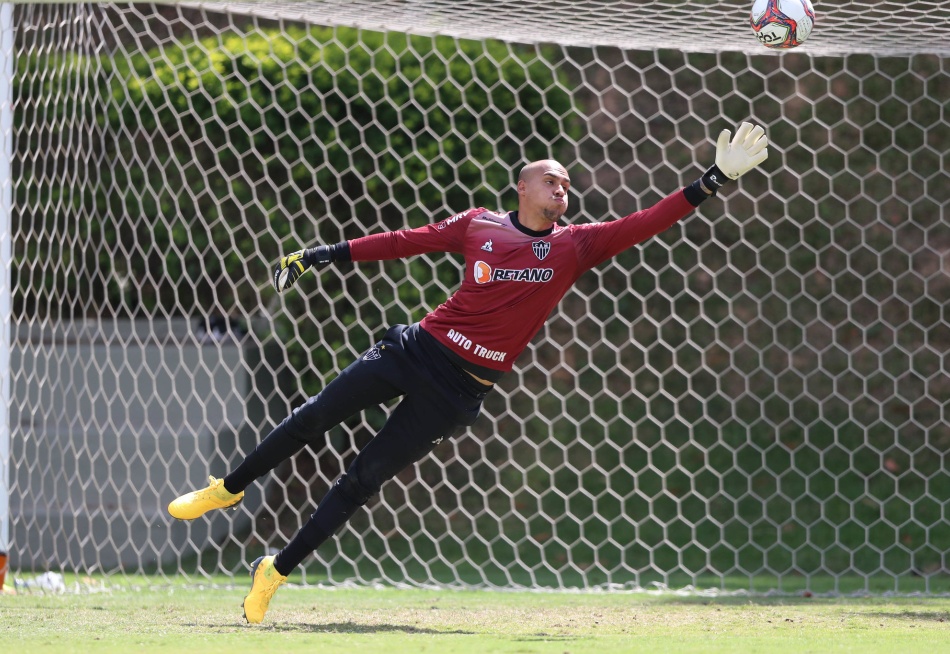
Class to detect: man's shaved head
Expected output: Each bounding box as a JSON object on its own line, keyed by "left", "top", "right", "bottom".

{"left": 518, "top": 159, "right": 569, "bottom": 183}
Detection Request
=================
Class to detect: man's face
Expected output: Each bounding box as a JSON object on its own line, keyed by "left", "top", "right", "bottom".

{"left": 518, "top": 161, "right": 570, "bottom": 223}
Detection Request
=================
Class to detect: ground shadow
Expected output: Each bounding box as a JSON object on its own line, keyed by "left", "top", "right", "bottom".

{"left": 862, "top": 611, "right": 949, "bottom": 623}
{"left": 238, "top": 621, "right": 476, "bottom": 635}
{"left": 649, "top": 595, "right": 950, "bottom": 609}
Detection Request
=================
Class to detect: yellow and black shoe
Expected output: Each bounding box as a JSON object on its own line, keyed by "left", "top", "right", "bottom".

{"left": 242, "top": 555, "right": 287, "bottom": 624}
{"left": 167, "top": 476, "right": 244, "bottom": 521}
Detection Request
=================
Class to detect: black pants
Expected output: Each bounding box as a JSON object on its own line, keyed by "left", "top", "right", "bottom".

{"left": 224, "top": 324, "right": 491, "bottom": 574}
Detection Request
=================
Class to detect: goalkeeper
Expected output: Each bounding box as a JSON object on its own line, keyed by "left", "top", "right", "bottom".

{"left": 169, "top": 123, "right": 769, "bottom": 623}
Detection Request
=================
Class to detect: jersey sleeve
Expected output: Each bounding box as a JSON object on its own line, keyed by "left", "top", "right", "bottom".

{"left": 571, "top": 189, "right": 696, "bottom": 269}
{"left": 347, "top": 208, "right": 481, "bottom": 261}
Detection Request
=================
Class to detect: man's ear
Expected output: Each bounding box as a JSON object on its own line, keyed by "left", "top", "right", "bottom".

{"left": 517, "top": 180, "right": 526, "bottom": 195}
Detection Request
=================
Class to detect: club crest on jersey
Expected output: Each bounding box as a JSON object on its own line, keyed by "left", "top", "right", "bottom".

{"left": 532, "top": 240, "right": 551, "bottom": 260}
{"left": 363, "top": 347, "right": 382, "bottom": 361}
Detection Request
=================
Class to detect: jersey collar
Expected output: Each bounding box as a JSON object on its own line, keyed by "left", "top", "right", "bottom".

{"left": 508, "top": 211, "right": 554, "bottom": 238}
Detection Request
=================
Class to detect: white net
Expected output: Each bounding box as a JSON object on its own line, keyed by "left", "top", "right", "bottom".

{"left": 5, "top": 2, "right": 950, "bottom": 592}
{"left": 200, "top": 0, "right": 950, "bottom": 56}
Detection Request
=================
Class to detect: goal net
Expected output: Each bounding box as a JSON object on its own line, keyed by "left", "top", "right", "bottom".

{"left": 4, "top": 1, "right": 949, "bottom": 593}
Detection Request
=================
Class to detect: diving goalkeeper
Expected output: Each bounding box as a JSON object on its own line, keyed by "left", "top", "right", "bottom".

{"left": 168, "top": 122, "right": 769, "bottom": 624}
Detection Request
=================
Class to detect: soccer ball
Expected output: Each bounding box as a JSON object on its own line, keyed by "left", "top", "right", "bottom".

{"left": 750, "top": 0, "right": 815, "bottom": 49}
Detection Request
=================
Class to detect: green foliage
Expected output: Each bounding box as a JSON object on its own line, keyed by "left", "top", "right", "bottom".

{"left": 13, "top": 49, "right": 105, "bottom": 317}
{"left": 98, "top": 27, "right": 577, "bottom": 376}
{"left": 8, "top": 27, "right": 579, "bottom": 374}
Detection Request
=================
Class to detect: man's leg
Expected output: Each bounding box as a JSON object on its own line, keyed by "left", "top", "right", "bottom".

{"left": 243, "top": 390, "right": 472, "bottom": 623}
{"left": 272, "top": 389, "right": 474, "bottom": 576}
{"left": 168, "top": 348, "right": 405, "bottom": 521}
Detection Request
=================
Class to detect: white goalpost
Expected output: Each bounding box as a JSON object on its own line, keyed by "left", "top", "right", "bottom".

{"left": 0, "top": 2, "right": 14, "bottom": 586}
{"left": 4, "top": 1, "right": 950, "bottom": 593}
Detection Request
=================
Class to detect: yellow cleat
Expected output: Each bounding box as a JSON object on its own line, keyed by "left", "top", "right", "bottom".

{"left": 167, "top": 476, "right": 244, "bottom": 521}
{"left": 242, "top": 555, "right": 287, "bottom": 624}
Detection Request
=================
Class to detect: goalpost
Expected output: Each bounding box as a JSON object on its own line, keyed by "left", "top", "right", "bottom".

{"left": 0, "top": 3, "right": 13, "bottom": 588}
{"left": 5, "top": 1, "right": 950, "bottom": 593}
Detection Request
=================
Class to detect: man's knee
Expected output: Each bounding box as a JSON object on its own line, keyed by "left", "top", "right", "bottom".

{"left": 340, "top": 445, "right": 416, "bottom": 504}
{"left": 281, "top": 394, "right": 331, "bottom": 445}
{"left": 335, "top": 470, "right": 378, "bottom": 506}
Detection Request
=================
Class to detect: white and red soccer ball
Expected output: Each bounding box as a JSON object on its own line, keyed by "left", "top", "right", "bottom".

{"left": 750, "top": 0, "right": 816, "bottom": 49}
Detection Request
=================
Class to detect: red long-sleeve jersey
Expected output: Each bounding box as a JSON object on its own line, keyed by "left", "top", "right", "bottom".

{"left": 348, "top": 188, "right": 697, "bottom": 374}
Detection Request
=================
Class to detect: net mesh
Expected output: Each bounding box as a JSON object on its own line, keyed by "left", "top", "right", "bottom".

{"left": 199, "top": 0, "right": 950, "bottom": 56}
{"left": 5, "top": 2, "right": 950, "bottom": 592}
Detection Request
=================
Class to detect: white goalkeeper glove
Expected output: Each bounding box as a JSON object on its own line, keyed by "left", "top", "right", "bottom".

{"left": 699, "top": 121, "right": 769, "bottom": 195}
{"left": 273, "top": 245, "right": 331, "bottom": 293}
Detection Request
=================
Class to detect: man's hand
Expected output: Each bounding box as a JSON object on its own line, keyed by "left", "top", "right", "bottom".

{"left": 273, "top": 245, "right": 335, "bottom": 293}
{"left": 699, "top": 122, "right": 769, "bottom": 195}
{"left": 714, "top": 122, "right": 769, "bottom": 180}
{"left": 273, "top": 250, "right": 312, "bottom": 293}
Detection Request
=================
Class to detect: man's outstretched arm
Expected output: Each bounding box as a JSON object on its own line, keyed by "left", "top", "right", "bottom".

{"left": 272, "top": 208, "right": 478, "bottom": 293}
{"left": 574, "top": 122, "right": 769, "bottom": 268}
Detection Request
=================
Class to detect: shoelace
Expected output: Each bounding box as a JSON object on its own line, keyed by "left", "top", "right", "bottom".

{"left": 204, "top": 476, "right": 231, "bottom": 499}
{"left": 254, "top": 570, "right": 285, "bottom": 605}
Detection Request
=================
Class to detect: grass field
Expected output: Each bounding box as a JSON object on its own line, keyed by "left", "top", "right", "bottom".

{"left": 2, "top": 579, "right": 949, "bottom": 654}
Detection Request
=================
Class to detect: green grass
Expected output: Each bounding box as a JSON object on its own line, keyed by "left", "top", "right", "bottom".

{"left": 2, "top": 579, "right": 949, "bottom": 653}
